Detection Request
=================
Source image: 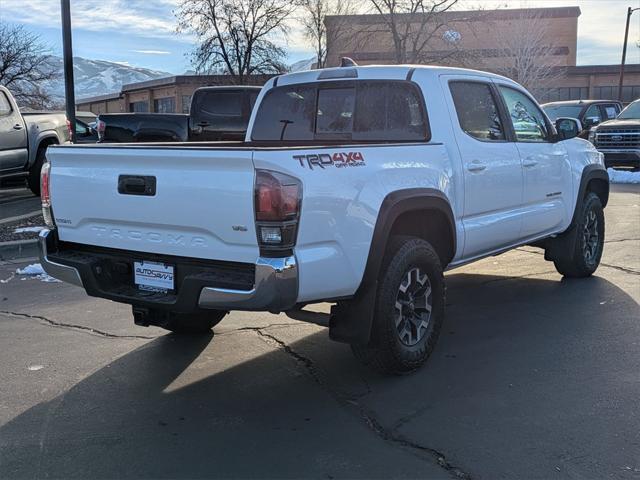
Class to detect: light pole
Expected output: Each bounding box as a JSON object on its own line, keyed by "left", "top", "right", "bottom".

{"left": 617, "top": 6, "right": 640, "bottom": 102}
{"left": 61, "top": 0, "right": 76, "bottom": 142}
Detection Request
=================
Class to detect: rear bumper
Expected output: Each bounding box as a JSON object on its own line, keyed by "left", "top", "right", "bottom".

{"left": 39, "top": 229, "right": 298, "bottom": 313}
{"left": 598, "top": 149, "right": 640, "bottom": 168}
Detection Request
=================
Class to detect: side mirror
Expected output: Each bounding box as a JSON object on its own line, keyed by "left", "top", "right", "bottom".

{"left": 555, "top": 117, "right": 582, "bottom": 141}
{"left": 583, "top": 116, "right": 600, "bottom": 128}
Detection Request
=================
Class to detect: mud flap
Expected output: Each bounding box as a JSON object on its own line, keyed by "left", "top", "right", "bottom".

{"left": 329, "top": 282, "right": 378, "bottom": 345}
{"left": 543, "top": 224, "right": 578, "bottom": 262}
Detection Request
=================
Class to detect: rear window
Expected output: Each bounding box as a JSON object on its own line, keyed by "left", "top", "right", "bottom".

{"left": 194, "top": 91, "right": 242, "bottom": 117}
{"left": 542, "top": 104, "right": 583, "bottom": 121}
{"left": 251, "top": 80, "right": 429, "bottom": 142}
{"left": 317, "top": 87, "right": 355, "bottom": 135}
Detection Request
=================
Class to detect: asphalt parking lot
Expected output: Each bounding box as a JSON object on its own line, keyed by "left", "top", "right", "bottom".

{"left": 0, "top": 183, "right": 40, "bottom": 222}
{"left": 0, "top": 184, "right": 638, "bottom": 479}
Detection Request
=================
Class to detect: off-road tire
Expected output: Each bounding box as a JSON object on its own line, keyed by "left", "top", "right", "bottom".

{"left": 27, "top": 147, "right": 47, "bottom": 196}
{"left": 553, "top": 192, "right": 605, "bottom": 278}
{"left": 161, "top": 310, "right": 227, "bottom": 334}
{"left": 351, "top": 236, "right": 445, "bottom": 375}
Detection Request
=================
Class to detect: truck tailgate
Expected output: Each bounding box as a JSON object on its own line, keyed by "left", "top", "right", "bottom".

{"left": 46, "top": 146, "right": 259, "bottom": 263}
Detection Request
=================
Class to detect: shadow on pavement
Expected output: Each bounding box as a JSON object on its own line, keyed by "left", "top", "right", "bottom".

{"left": 1, "top": 272, "right": 638, "bottom": 479}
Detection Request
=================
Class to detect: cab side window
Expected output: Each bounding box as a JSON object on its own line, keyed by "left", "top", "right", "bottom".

{"left": 449, "top": 81, "right": 505, "bottom": 141}
{"left": 498, "top": 86, "right": 549, "bottom": 142}
{"left": 0, "top": 92, "right": 11, "bottom": 116}
{"left": 584, "top": 104, "right": 602, "bottom": 125}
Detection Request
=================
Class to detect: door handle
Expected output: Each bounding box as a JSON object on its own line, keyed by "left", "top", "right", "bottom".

{"left": 13, "top": 124, "right": 23, "bottom": 130}
{"left": 522, "top": 157, "right": 538, "bottom": 168}
{"left": 197, "top": 121, "right": 210, "bottom": 127}
{"left": 118, "top": 175, "right": 156, "bottom": 196}
{"left": 466, "top": 160, "right": 486, "bottom": 172}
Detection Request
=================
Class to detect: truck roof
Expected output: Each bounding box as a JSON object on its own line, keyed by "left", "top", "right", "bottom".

{"left": 273, "top": 64, "right": 518, "bottom": 87}
{"left": 541, "top": 99, "right": 622, "bottom": 107}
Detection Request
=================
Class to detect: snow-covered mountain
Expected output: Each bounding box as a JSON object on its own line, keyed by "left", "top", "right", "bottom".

{"left": 42, "top": 56, "right": 172, "bottom": 101}
{"left": 40, "top": 55, "right": 318, "bottom": 103}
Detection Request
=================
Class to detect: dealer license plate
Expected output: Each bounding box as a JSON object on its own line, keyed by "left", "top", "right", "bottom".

{"left": 133, "top": 261, "right": 174, "bottom": 292}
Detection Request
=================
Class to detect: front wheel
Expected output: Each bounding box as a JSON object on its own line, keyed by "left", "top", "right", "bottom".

{"left": 553, "top": 192, "right": 605, "bottom": 278}
{"left": 351, "top": 237, "right": 445, "bottom": 375}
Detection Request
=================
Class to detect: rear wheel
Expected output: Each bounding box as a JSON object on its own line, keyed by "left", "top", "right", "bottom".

{"left": 553, "top": 192, "right": 605, "bottom": 277}
{"left": 351, "top": 236, "right": 445, "bottom": 375}
{"left": 161, "top": 310, "right": 227, "bottom": 334}
{"left": 27, "top": 147, "right": 47, "bottom": 196}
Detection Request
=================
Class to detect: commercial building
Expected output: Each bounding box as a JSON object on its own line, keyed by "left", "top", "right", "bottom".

{"left": 325, "top": 6, "right": 640, "bottom": 103}
{"left": 78, "top": 6, "right": 640, "bottom": 114}
{"left": 77, "top": 74, "right": 273, "bottom": 114}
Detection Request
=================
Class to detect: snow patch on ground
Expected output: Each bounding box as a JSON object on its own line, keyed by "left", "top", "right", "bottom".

{"left": 16, "top": 263, "right": 60, "bottom": 283}
{"left": 608, "top": 168, "right": 640, "bottom": 184}
{"left": 14, "top": 226, "right": 46, "bottom": 234}
{"left": 16, "top": 264, "right": 45, "bottom": 275}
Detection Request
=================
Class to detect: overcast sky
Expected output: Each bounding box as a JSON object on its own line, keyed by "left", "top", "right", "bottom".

{"left": 1, "top": 0, "right": 639, "bottom": 73}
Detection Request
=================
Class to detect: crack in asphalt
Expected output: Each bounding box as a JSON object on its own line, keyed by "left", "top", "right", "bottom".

{"left": 515, "top": 248, "right": 640, "bottom": 276}
{"left": 0, "top": 310, "right": 155, "bottom": 340}
{"left": 600, "top": 263, "right": 640, "bottom": 275}
{"left": 242, "top": 325, "right": 471, "bottom": 479}
{"left": 605, "top": 238, "right": 640, "bottom": 244}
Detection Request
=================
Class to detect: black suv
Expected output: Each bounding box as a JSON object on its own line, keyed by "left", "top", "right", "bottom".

{"left": 542, "top": 99, "right": 622, "bottom": 139}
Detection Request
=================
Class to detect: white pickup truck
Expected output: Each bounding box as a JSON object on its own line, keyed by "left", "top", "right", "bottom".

{"left": 39, "top": 65, "right": 609, "bottom": 374}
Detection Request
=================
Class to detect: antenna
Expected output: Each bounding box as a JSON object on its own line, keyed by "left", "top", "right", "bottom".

{"left": 340, "top": 57, "right": 358, "bottom": 67}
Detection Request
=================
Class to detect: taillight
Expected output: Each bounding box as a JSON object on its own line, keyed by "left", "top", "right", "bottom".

{"left": 254, "top": 170, "right": 301, "bottom": 252}
{"left": 41, "top": 161, "right": 55, "bottom": 228}
{"left": 66, "top": 119, "right": 73, "bottom": 143}
{"left": 96, "top": 119, "right": 106, "bottom": 142}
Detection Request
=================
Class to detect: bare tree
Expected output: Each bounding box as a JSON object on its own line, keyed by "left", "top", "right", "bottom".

{"left": 365, "top": 0, "right": 461, "bottom": 64}
{"left": 0, "top": 23, "right": 59, "bottom": 108}
{"left": 176, "top": 0, "right": 292, "bottom": 83}
{"left": 298, "top": 0, "right": 355, "bottom": 68}
{"left": 474, "top": 10, "right": 565, "bottom": 97}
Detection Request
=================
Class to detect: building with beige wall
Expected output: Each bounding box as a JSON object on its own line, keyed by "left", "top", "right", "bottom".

{"left": 77, "top": 6, "right": 640, "bottom": 113}
{"left": 326, "top": 7, "right": 579, "bottom": 68}
{"left": 325, "top": 6, "right": 640, "bottom": 103}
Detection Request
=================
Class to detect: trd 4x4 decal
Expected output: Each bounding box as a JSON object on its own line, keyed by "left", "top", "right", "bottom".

{"left": 294, "top": 152, "right": 365, "bottom": 170}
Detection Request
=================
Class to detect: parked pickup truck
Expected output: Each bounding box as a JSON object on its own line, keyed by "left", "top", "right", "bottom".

{"left": 588, "top": 98, "right": 640, "bottom": 169}
{"left": 0, "top": 86, "right": 69, "bottom": 195}
{"left": 542, "top": 99, "right": 622, "bottom": 140}
{"left": 39, "top": 65, "right": 609, "bottom": 374}
{"left": 97, "top": 86, "right": 261, "bottom": 143}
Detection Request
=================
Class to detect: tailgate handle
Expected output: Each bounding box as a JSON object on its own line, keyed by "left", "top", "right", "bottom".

{"left": 118, "top": 175, "right": 156, "bottom": 196}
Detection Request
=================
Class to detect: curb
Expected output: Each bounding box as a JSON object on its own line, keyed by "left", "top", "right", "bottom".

{"left": 0, "top": 239, "right": 39, "bottom": 261}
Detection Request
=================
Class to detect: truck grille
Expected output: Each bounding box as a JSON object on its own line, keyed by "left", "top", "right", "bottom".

{"left": 594, "top": 128, "right": 640, "bottom": 149}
